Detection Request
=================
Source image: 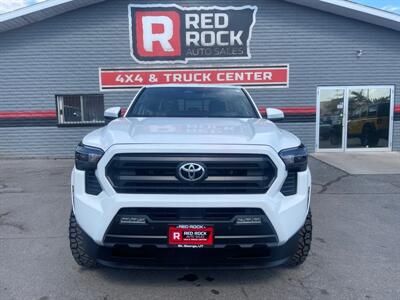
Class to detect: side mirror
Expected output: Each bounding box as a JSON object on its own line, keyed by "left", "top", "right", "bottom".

{"left": 266, "top": 108, "right": 284, "bottom": 121}
{"left": 258, "top": 106, "right": 284, "bottom": 121}
{"left": 104, "top": 107, "right": 122, "bottom": 123}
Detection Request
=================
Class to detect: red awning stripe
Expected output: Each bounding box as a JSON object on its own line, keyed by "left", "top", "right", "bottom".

{"left": 1, "top": 104, "right": 398, "bottom": 119}
{"left": 278, "top": 107, "right": 316, "bottom": 114}
{"left": 0, "top": 107, "right": 317, "bottom": 119}
{"left": 0, "top": 111, "right": 57, "bottom": 119}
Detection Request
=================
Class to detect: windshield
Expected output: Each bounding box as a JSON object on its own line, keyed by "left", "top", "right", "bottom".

{"left": 126, "top": 87, "right": 258, "bottom": 118}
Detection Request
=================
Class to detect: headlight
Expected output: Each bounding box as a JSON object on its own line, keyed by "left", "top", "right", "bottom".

{"left": 75, "top": 142, "right": 104, "bottom": 171}
{"left": 279, "top": 144, "right": 308, "bottom": 172}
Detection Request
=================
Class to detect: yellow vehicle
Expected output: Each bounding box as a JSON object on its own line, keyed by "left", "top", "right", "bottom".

{"left": 347, "top": 102, "right": 390, "bottom": 147}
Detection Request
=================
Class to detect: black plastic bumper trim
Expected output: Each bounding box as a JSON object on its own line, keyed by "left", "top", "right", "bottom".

{"left": 106, "top": 234, "right": 167, "bottom": 239}
{"left": 215, "top": 235, "right": 276, "bottom": 239}
{"left": 91, "top": 232, "right": 299, "bottom": 269}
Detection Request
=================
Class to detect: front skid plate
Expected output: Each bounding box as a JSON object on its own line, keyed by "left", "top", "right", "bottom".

{"left": 84, "top": 228, "right": 299, "bottom": 270}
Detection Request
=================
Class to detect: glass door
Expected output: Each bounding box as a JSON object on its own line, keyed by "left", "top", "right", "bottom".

{"left": 346, "top": 87, "right": 393, "bottom": 149}
{"left": 317, "top": 86, "right": 394, "bottom": 151}
{"left": 317, "top": 88, "right": 345, "bottom": 150}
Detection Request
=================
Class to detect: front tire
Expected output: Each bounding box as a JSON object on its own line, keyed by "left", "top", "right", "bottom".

{"left": 287, "top": 210, "right": 312, "bottom": 267}
{"left": 69, "top": 211, "right": 98, "bottom": 268}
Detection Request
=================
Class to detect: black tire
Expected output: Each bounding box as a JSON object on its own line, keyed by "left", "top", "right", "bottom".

{"left": 69, "top": 211, "right": 98, "bottom": 268}
{"left": 287, "top": 210, "right": 312, "bottom": 267}
{"left": 361, "top": 124, "right": 378, "bottom": 147}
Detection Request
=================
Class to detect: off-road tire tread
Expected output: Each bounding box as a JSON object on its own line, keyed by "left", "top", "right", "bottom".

{"left": 69, "top": 211, "right": 98, "bottom": 268}
{"left": 287, "top": 210, "right": 312, "bottom": 267}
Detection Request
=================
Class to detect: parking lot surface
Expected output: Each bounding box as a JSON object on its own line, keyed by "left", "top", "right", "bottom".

{"left": 0, "top": 157, "right": 399, "bottom": 300}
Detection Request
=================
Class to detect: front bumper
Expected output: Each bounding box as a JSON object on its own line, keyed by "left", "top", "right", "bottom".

{"left": 71, "top": 144, "right": 311, "bottom": 267}
{"left": 78, "top": 220, "right": 300, "bottom": 269}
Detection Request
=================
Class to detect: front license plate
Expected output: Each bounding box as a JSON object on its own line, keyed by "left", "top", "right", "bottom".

{"left": 168, "top": 225, "right": 214, "bottom": 247}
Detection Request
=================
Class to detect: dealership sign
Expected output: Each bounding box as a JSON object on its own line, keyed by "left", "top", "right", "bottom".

{"left": 99, "top": 66, "right": 289, "bottom": 90}
{"left": 129, "top": 4, "right": 257, "bottom": 63}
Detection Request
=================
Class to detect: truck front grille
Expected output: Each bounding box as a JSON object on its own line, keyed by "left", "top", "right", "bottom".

{"left": 105, "top": 154, "right": 276, "bottom": 194}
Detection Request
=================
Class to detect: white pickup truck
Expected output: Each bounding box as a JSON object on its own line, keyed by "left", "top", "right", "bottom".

{"left": 69, "top": 85, "right": 312, "bottom": 269}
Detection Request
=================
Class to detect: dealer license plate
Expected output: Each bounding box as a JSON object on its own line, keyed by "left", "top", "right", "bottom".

{"left": 168, "top": 225, "right": 214, "bottom": 248}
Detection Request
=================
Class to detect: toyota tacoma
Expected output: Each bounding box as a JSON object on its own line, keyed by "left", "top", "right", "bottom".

{"left": 69, "top": 85, "right": 312, "bottom": 268}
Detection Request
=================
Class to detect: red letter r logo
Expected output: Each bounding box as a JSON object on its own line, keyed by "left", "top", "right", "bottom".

{"left": 135, "top": 11, "right": 181, "bottom": 58}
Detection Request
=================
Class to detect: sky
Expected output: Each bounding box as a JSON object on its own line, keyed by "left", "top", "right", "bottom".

{"left": 0, "top": 0, "right": 399, "bottom": 15}
{"left": 356, "top": 0, "right": 400, "bottom": 13}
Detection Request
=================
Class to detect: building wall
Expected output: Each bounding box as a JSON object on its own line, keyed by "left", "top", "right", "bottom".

{"left": 394, "top": 122, "right": 400, "bottom": 151}
{"left": 0, "top": 127, "right": 94, "bottom": 157}
{"left": 0, "top": 0, "right": 399, "bottom": 156}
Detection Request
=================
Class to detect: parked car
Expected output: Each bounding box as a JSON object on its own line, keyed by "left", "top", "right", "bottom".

{"left": 347, "top": 102, "right": 390, "bottom": 147}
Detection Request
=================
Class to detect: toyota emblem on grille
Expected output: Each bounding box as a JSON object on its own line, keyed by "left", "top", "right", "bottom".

{"left": 177, "top": 162, "right": 207, "bottom": 182}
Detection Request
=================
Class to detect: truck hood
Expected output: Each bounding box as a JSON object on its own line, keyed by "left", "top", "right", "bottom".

{"left": 83, "top": 117, "right": 301, "bottom": 152}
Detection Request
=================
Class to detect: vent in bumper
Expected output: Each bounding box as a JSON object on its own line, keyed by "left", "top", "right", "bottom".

{"left": 105, "top": 154, "right": 277, "bottom": 194}
{"left": 116, "top": 207, "right": 266, "bottom": 222}
{"left": 280, "top": 171, "right": 297, "bottom": 196}
{"left": 85, "top": 171, "right": 102, "bottom": 195}
{"left": 103, "top": 207, "right": 278, "bottom": 246}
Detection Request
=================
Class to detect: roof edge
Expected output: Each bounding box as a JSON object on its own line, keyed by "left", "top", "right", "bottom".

{"left": 0, "top": 0, "right": 399, "bottom": 33}
{"left": 0, "top": 0, "right": 74, "bottom": 22}
{"left": 0, "top": 0, "right": 106, "bottom": 33}
{"left": 286, "top": 0, "right": 400, "bottom": 31}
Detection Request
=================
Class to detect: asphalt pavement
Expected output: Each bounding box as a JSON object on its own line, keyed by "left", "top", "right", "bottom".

{"left": 0, "top": 157, "right": 399, "bottom": 300}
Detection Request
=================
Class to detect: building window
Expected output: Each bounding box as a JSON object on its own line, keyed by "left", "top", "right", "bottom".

{"left": 56, "top": 95, "right": 104, "bottom": 125}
